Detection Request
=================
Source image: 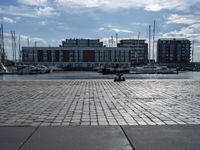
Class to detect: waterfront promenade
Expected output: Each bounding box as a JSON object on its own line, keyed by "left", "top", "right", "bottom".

{"left": 0, "top": 80, "right": 200, "bottom": 149}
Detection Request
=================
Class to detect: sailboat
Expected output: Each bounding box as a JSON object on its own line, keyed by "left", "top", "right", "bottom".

{"left": 129, "top": 63, "right": 177, "bottom": 74}
{"left": 0, "top": 62, "right": 7, "bottom": 73}
{"left": 129, "top": 21, "right": 178, "bottom": 74}
{"left": 0, "top": 24, "right": 8, "bottom": 73}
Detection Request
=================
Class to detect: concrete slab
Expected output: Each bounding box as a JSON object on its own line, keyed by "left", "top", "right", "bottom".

{"left": 0, "top": 127, "right": 36, "bottom": 150}
{"left": 21, "top": 126, "right": 133, "bottom": 150}
{"left": 122, "top": 125, "right": 200, "bottom": 150}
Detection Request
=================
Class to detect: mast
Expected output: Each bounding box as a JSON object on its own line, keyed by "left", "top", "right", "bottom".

{"left": 149, "top": 25, "right": 151, "bottom": 63}
{"left": 11, "top": 31, "right": 14, "bottom": 63}
{"left": 1, "top": 24, "right": 5, "bottom": 64}
{"left": 27, "top": 37, "right": 30, "bottom": 46}
{"left": 136, "top": 32, "right": 140, "bottom": 65}
{"left": 14, "top": 31, "right": 16, "bottom": 65}
{"left": 18, "top": 35, "right": 21, "bottom": 62}
{"left": 111, "top": 36, "right": 114, "bottom": 47}
{"left": 152, "top": 20, "right": 156, "bottom": 62}
{"left": 0, "top": 25, "right": 2, "bottom": 63}
{"left": 11, "top": 30, "right": 16, "bottom": 65}
{"left": 108, "top": 38, "right": 111, "bottom": 47}
{"left": 116, "top": 33, "right": 118, "bottom": 47}
{"left": 192, "top": 40, "right": 194, "bottom": 63}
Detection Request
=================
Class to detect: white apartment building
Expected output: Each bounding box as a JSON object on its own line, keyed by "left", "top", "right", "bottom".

{"left": 22, "top": 39, "right": 148, "bottom": 68}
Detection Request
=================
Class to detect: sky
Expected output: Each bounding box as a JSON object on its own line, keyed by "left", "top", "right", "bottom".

{"left": 0, "top": 0, "right": 200, "bottom": 61}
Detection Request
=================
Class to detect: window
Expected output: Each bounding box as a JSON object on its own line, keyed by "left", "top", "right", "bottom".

{"left": 55, "top": 50, "right": 60, "bottom": 62}
{"left": 37, "top": 50, "right": 43, "bottom": 62}
{"left": 47, "top": 50, "right": 52, "bottom": 62}
{"left": 83, "top": 50, "right": 95, "bottom": 62}
{"left": 63, "top": 51, "right": 69, "bottom": 62}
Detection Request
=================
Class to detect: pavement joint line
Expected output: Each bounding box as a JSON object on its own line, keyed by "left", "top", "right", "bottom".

{"left": 17, "top": 126, "right": 40, "bottom": 150}
{"left": 119, "top": 125, "right": 136, "bottom": 150}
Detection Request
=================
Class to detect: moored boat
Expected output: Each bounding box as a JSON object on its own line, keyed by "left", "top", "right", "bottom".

{"left": 129, "top": 64, "right": 178, "bottom": 74}
{"left": 99, "top": 67, "right": 129, "bottom": 75}
{"left": 16, "top": 65, "right": 50, "bottom": 74}
{"left": 0, "top": 63, "right": 7, "bottom": 73}
{"left": 193, "top": 66, "right": 200, "bottom": 72}
{"left": 35, "top": 65, "right": 51, "bottom": 73}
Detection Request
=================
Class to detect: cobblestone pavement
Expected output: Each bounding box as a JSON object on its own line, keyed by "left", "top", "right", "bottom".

{"left": 0, "top": 80, "right": 200, "bottom": 126}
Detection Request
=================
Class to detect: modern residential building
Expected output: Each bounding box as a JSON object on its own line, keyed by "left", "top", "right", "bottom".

{"left": 157, "top": 38, "right": 191, "bottom": 64}
{"left": 0, "top": 40, "right": 3, "bottom": 63}
{"left": 118, "top": 39, "right": 148, "bottom": 65}
{"left": 0, "top": 47, "right": 4, "bottom": 64}
{"left": 0, "top": 51, "right": 2, "bottom": 63}
{"left": 22, "top": 38, "right": 148, "bottom": 68}
{"left": 62, "top": 39, "right": 103, "bottom": 47}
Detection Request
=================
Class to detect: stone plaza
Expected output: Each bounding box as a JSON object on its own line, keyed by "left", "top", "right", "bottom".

{"left": 0, "top": 80, "right": 200, "bottom": 126}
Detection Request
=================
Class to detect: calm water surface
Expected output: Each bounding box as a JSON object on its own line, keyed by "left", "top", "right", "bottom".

{"left": 0, "top": 71, "right": 200, "bottom": 80}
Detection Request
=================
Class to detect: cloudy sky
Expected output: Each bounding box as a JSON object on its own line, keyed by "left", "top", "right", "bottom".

{"left": 0, "top": 0, "right": 200, "bottom": 61}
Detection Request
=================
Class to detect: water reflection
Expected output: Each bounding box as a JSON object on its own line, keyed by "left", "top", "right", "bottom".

{"left": 0, "top": 71, "right": 200, "bottom": 80}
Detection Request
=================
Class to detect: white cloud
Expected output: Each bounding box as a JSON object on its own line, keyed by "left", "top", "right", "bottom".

{"left": 131, "top": 22, "right": 148, "bottom": 26}
{"left": 0, "top": 17, "right": 16, "bottom": 24}
{"left": 162, "top": 23, "right": 200, "bottom": 45}
{"left": 4, "top": 32, "right": 46, "bottom": 45}
{"left": 35, "top": 6, "right": 58, "bottom": 16}
{"left": 17, "top": 0, "right": 48, "bottom": 6}
{"left": 39, "top": 20, "right": 47, "bottom": 25}
{"left": 111, "top": 28, "right": 133, "bottom": 33}
{"left": 55, "top": 0, "right": 198, "bottom": 12}
{"left": 107, "top": 24, "right": 133, "bottom": 33}
{"left": 0, "top": 5, "right": 58, "bottom": 18}
{"left": 55, "top": 0, "right": 106, "bottom": 8}
{"left": 167, "top": 14, "right": 200, "bottom": 25}
{"left": 99, "top": 24, "right": 134, "bottom": 33}
{"left": 15, "top": 16, "right": 21, "bottom": 20}
{"left": 98, "top": 27, "right": 105, "bottom": 31}
{"left": 145, "top": 4, "right": 163, "bottom": 11}
{"left": 0, "top": 5, "right": 38, "bottom": 18}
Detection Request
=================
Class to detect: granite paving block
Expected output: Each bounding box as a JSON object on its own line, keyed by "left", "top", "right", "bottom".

{"left": 0, "top": 80, "right": 200, "bottom": 126}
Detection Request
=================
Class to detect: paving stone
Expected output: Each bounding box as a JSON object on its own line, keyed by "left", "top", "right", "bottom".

{"left": 0, "top": 80, "right": 200, "bottom": 126}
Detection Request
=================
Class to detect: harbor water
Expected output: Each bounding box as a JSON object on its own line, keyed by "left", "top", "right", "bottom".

{"left": 0, "top": 71, "right": 200, "bottom": 80}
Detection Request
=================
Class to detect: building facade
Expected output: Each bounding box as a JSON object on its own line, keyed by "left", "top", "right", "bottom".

{"left": 157, "top": 38, "right": 191, "bottom": 64}
{"left": 22, "top": 39, "right": 148, "bottom": 68}
{"left": 0, "top": 48, "right": 4, "bottom": 64}
{"left": 62, "top": 39, "right": 103, "bottom": 47}
{"left": 118, "top": 39, "right": 148, "bottom": 65}
{"left": 0, "top": 48, "right": 2, "bottom": 63}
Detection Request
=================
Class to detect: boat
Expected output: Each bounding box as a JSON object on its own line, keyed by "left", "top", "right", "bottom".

{"left": 35, "top": 65, "right": 51, "bottom": 73}
{"left": 193, "top": 66, "right": 200, "bottom": 72}
{"left": 129, "top": 64, "right": 178, "bottom": 74}
{"left": 0, "top": 62, "right": 8, "bottom": 73}
{"left": 99, "top": 67, "right": 129, "bottom": 75}
{"left": 16, "top": 65, "right": 50, "bottom": 74}
{"left": 48, "top": 65, "right": 63, "bottom": 72}
{"left": 16, "top": 65, "right": 37, "bottom": 74}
